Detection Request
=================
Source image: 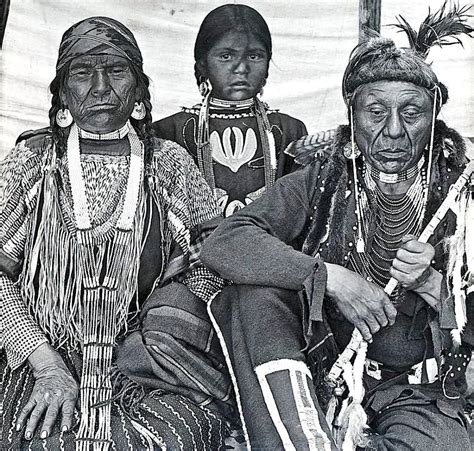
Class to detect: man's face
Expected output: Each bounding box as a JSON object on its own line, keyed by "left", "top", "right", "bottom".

{"left": 353, "top": 81, "right": 434, "bottom": 173}
{"left": 62, "top": 54, "right": 138, "bottom": 133}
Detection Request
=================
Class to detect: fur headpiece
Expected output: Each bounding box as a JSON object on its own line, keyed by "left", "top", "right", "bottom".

{"left": 342, "top": 2, "right": 473, "bottom": 106}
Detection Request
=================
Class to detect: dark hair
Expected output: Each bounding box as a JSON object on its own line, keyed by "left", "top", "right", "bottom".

{"left": 194, "top": 4, "right": 272, "bottom": 85}
{"left": 48, "top": 62, "right": 154, "bottom": 164}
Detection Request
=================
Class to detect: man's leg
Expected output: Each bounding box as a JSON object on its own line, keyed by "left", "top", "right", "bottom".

{"left": 370, "top": 393, "right": 470, "bottom": 450}
{"left": 210, "top": 284, "right": 336, "bottom": 450}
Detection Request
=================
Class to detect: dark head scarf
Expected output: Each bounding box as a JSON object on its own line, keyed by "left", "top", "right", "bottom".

{"left": 56, "top": 16, "right": 143, "bottom": 71}
{"left": 342, "top": 37, "right": 448, "bottom": 107}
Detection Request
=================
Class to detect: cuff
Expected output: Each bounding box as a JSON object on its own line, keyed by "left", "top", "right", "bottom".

{"left": 300, "top": 259, "right": 327, "bottom": 323}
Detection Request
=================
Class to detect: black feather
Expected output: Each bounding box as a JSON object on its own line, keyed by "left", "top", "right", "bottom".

{"left": 391, "top": 2, "right": 474, "bottom": 58}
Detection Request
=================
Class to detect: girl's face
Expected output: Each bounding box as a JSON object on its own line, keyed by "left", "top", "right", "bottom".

{"left": 199, "top": 30, "right": 269, "bottom": 101}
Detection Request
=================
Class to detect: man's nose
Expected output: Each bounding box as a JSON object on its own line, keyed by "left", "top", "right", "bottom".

{"left": 383, "top": 110, "right": 405, "bottom": 139}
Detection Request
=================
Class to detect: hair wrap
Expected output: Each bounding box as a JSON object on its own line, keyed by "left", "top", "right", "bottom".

{"left": 56, "top": 16, "right": 143, "bottom": 71}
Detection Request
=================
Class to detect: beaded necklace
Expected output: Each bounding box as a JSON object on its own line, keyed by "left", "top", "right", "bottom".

{"left": 196, "top": 96, "right": 277, "bottom": 194}
{"left": 350, "top": 158, "right": 428, "bottom": 301}
{"left": 67, "top": 122, "right": 145, "bottom": 449}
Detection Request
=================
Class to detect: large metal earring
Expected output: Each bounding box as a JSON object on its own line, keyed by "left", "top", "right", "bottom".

{"left": 198, "top": 77, "right": 211, "bottom": 98}
{"left": 56, "top": 108, "right": 73, "bottom": 128}
{"left": 131, "top": 102, "right": 146, "bottom": 120}
{"left": 343, "top": 141, "right": 361, "bottom": 159}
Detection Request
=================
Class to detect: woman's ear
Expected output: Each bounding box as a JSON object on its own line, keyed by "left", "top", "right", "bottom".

{"left": 135, "top": 86, "right": 143, "bottom": 102}
{"left": 59, "top": 89, "right": 67, "bottom": 107}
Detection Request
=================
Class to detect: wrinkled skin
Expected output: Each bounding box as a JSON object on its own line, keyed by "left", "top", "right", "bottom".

{"left": 61, "top": 54, "right": 139, "bottom": 133}
{"left": 353, "top": 80, "right": 433, "bottom": 174}
{"left": 17, "top": 343, "right": 79, "bottom": 440}
{"left": 326, "top": 263, "right": 397, "bottom": 342}
{"left": 198, "top": 31, "right": 269, "bottom": 101}
{"left": 325, "top": 81, "right": 441, "bottom": 338}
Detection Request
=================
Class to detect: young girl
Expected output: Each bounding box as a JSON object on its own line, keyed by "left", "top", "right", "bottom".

{"left": 153, "top": 4, "right": 307, "bottom": 217}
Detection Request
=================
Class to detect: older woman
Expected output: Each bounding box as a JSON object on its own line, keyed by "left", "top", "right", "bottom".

{"left": 0, "top": 17, "right": 233, "bottom": 449}
{"left": 201, "top": 6, "right": 473, "bottom": 450}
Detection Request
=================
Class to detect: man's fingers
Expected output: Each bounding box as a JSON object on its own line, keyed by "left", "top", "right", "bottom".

{"left": 365, "top": 315, "right": 381, "bottom": 335}
{"left": 60, "top": 398, "right": 77, "bottom": 433}
{"left": 382, "top": 297, "right": 397, "bottom": 325}
{"left": 25, "top": 402, "right": 47, "bottom": 439}
{"left": 40, "top": 402, "right": 61, "bottom": 439}
{"left": 357, "top": 323, "right": 373, "bottom": 343}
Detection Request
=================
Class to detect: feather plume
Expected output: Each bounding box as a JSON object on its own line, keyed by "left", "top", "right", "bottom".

{"left": 391, "top": 2, "right": 474, "bottom": 58}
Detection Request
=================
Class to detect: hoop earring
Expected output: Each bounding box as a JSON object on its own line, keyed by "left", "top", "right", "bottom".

{"left": 56, "top": 108, "right": 73, "bottom": 128}
{"left": 198, "top": 77, "right": 211, "bottom": 98}
{"left": 131, "top": 102, "right": 146, "bottom": 120}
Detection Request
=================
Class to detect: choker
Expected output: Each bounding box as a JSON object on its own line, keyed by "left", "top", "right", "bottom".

{"left": 209, "top": 97, "right": 255, "bottom": 110}
{"left": 78, "top": 121, "right": 131, "bottom": 141}
{"left": 366, "top": 156, "right": 425, "bottom": 184}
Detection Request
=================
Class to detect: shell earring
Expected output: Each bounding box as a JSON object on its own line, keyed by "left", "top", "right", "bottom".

{"left": 56, "top": 108, "right": 73, "bottom": 128}
{"left": 131, "top": 102, "right": 146, "bottom": 120}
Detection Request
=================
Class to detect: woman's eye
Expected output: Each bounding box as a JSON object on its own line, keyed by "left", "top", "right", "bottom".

{"left": 109, "top": 67, "right": 126, "bottom": 75}
{"left": 72, "top": 69, "right": 92, "bottom": 77}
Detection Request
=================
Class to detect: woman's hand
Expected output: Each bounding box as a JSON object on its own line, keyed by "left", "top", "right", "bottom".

{"left": 325, "top": 263, "right": 397, "bottom": 342}
{"left": 390, "top": 235, "right": 442, "bottom": 309}
{"left": 16, "top": 343, "right": 78, "bottom": 440}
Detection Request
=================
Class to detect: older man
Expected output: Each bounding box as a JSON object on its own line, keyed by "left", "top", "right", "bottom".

{"left": 201, "top": 6, "right": 473, "bottom": 450}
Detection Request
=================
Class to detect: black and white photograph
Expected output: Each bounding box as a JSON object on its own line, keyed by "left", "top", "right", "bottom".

{"left": 0, "top": 1, "right": 473, "bottom": 449}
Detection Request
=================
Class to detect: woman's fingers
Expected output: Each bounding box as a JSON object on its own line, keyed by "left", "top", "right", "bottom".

{"left": 40, "top": 401, "right": 61, "bottom": 439}
{"left": 16, "top": 398, "right": 36, "bottom": 431}
{"left": 60, "top": 398, "right": 76, "bottom": 433}
{"left": 25, "top": 401, "right": 47, "bottom": 439}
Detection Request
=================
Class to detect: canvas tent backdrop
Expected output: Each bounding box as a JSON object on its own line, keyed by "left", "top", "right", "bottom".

{"left": 0, "top": 0, "right": 472, "bottom": 159}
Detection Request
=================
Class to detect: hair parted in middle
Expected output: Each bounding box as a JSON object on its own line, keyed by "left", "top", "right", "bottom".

{"left": 193, "top": 3, "right": 272, "bottom": 85}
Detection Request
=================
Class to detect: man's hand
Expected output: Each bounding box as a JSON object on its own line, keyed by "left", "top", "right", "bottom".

{"left": 325, "top": 263, "right": 397, "bottom": 342}
{"left": 390, "top": 235, "right": 442, "bottom": 309}
{"left": 16, "top": 343, "right": 78, "bottom": 440}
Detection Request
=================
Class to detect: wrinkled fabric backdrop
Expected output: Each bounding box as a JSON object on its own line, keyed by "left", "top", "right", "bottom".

{"left": 0, "top": 0, "right": 472, "bottom": 158}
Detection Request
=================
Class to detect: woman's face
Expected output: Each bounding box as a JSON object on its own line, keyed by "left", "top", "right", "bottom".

{"left": 353, "top": 81, "right": 434, "bottom": 173}
{"left": 199, "top": 31, "right": 269, "bottom": 101}
{"left": 61, "top": 54, "right": 138, "bottom": 133}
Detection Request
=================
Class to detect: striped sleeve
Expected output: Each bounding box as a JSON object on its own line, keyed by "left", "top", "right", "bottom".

{"left": 0, "top": 141, "right": 48, "bottom": 369}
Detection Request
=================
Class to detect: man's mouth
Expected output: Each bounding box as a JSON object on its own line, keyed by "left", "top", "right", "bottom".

{"left": 230, "top": 81, "right": 250, "bottom": 87}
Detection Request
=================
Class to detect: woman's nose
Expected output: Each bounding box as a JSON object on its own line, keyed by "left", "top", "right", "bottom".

{"left": 91, "top": 70, "right": 111, "bottom": 97}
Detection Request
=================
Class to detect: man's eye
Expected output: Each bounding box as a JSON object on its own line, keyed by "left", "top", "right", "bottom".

{"left": 369, "top": 109, "right": 386, "bottom": 118}
{"left": 402, "top": 109, "right": 420, "bottom": 119}
{"left": 219, "top": 53, "right": 232, "bottom": 61}
{"left": 248, "top": 54, "right": 263, "bottom": 61}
